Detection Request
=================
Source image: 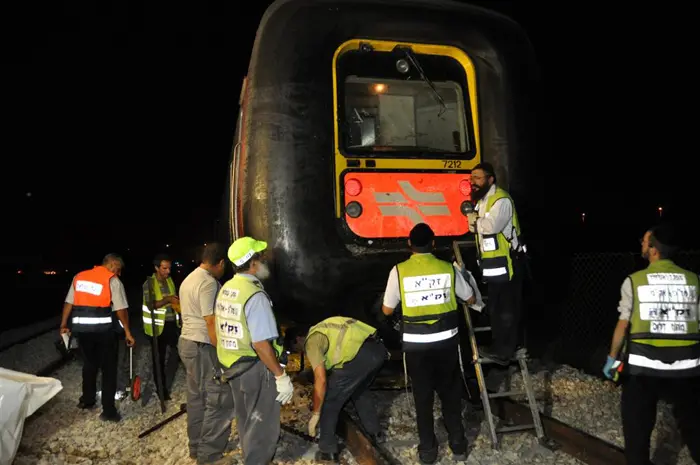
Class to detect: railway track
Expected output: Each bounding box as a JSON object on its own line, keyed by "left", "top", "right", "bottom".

{"left": 288, "top": 356, "right": 627, "bottom": 465}
{"left": 8, "top": 323, "right": 629, "bottom": 465}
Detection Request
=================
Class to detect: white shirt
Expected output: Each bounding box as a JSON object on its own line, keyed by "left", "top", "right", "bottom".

{"left": 617, "top": 277, "right": 634, "bottom": 321}
{"left": 475, "top": 184, "right": 520, "bottom": 251}
{"left": 179, "top": 267, "right": 220, "bottom": 344}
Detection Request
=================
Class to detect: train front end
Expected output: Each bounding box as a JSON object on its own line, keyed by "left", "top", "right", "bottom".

{"left": 333, "top": 40, "right": 480, "bottom": 246}
{"left": 230, "top": 0, "right": 538, "bottom": 324}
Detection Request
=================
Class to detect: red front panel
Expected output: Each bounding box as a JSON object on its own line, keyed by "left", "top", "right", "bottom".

{"left": 343, "top": 172, "right": 472, "bottom": 239}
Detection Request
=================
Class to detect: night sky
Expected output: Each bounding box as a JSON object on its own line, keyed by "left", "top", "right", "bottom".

{"left": 5, "top": 0, "right": 695, "bottom": 271}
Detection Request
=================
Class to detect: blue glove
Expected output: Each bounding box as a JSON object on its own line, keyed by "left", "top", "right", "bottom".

{"left": 602, "top": 355, "right": 616, "bottom": 379}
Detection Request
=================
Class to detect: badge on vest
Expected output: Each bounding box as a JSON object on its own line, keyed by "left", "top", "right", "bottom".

{"left": 76, "top": 280, "right": 103, "bottom": 296}
{"left": 221, "top": 288, "right": 239, "bottom": 299}
{"left": 220, "top": 338, "right": 239, "bottom": 350}
{"left": 217, "top": 301, "right": 242, "bottom": 320}
{"left": 481, "top": 237, "right": 497, "bottom": 252}
{"left": 220, "top": 321, "right": 244, "bottom": 338}
{"left": 651, "top": 321, "right": 688, "bottom": 335}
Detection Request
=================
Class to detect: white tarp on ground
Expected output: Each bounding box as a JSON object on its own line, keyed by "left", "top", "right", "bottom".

{"left": 0, "top": 368, "right": 62, "bottom": 465}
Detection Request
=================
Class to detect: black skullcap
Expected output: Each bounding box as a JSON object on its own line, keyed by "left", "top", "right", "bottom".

{"left": 409, "top": 223, "right": 435, "bottom": 248}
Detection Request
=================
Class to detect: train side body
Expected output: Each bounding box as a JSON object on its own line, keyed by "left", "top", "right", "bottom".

{"left": 230, "top": 0, "right": 539, "bottom": 324}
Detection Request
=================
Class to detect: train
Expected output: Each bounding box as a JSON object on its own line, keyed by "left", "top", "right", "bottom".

{"left": 226, "top": 0, "right": 540, "bottom": 339}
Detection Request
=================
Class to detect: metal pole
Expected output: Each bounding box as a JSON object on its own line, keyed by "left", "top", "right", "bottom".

{"left": 138, "top": 403, "right": 187, "bottom": 438}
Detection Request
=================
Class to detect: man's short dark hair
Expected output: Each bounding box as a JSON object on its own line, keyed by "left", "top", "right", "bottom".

{"left": 409, "top": 223, "right": 435, "bottom": 253}
{"left": 103, "top": 253, "right": 124, "bottom": 268}
{"left": 283, "top": 325, "right": 310, "bottom": 352}
{"left": 649, "top": 223, "right": 679, "bottom": 259}
{"left": 202, "top": 242, "right": 227, "bottom": 265}
{"left": 473, "top": 162, "right": 497, "bottom": 183}
{"left": 153, "top": 253, "right": 172, "bottom": 267}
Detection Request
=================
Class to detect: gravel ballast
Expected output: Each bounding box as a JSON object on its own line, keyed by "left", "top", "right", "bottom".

{"left": 5, "top": 335, "right": 696, "bottom": 465}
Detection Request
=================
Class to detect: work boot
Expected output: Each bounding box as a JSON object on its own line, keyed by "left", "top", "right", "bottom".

{"left": 418, "top": 449, "right": 438, "bottom": 464}
{"left": 418, "top": 435, "right": 439, "bottom": 464}
{"left": 314, "top": 451, "right": 340, "bottom": 463}
{"left": 77, "top": 401, "right": 96, "bottom": 409}
{"left": 99, "top": 411, "right": 122, "bottom": 422}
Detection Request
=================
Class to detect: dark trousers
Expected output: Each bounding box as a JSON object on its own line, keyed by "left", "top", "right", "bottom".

{"left": 621, "top": 375, "right": 700, "bottom": 465}
{"left": 319, "top": 338, "right": 387, "bottom": 454}
{"left": 76, "top": 332, "right": 119, "bottom": 415}
{"left": 487, "top": 258, "right": 524, "bottom": 359}
{"left": 405, "top": 344, "right": 466, "bottom": 458}
{"left": 148, "top": 320, "right": 180, "bottom": 396}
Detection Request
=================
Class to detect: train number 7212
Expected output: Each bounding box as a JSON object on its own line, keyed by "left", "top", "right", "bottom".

{"left": 442, "top": 160, "right": 462, "bottom": 169}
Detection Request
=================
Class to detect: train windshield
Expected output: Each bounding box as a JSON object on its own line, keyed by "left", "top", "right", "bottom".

{"left": 337, "top": 48, "right": 474, "bottom": 158}
{"left": 344, "top": 77, "right": 468, "bottom": 153}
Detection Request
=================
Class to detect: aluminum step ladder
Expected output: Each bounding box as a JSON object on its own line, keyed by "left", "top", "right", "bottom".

{"left": 452, "top": 240, "right": 545, "bottom": 450}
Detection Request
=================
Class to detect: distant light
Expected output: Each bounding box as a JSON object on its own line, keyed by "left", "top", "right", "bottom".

{"left": 17, "top": 270, "right": 22, "bottom": 274}
{"left": 581, "top": 213, "right": 586, "bottom": 223}
{"left": 165, "top": 244, "right": 170, "bottom": 248}
{"left": 657, "top": 206, "right": 663, "bottom": 217}
{"left": 192, "top": 260, "right": 195, "bottom": 263}
{"left": 65, "top": 269, "right": 68, "bottom": 272}
{"left": 204, "top": 243, "right": 207, "bottom": 246}
{"left": 43, "top": 270, "right": 56, "bottom": 275}
{"left": 373, "top": 83, "right": 386, "bottom": 93}
{"left": 26, "top": 192, "right": 32, "bottom": 197}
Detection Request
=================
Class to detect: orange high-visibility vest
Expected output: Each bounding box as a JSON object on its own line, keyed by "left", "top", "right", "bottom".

{"left": 71, "top": 265, "right": 114, "bottom": 333}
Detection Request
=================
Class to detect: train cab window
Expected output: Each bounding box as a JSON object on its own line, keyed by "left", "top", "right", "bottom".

{"left": 344, "top": 77, "right": 467, "bottom": 153}
{"left": 337, "top": 49, "right": 476, "bottom": 159}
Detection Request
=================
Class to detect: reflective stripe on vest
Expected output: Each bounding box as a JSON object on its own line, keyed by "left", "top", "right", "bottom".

{"left": 71, "top": 266, "right": 115, "bottom": 334}
{"left": 397, "top": 254, "right": 459, "bottom": 351}
{"left": 475, "top": 186, "right": 521, "bottom": 284}
{"left": 307, "top": 317, "right": 377, "bottom": 371}
{"left": 143, "top": 276, "right": 180, "bottom": 337}
{"left": 216, "top": 275, "right": 282, "bottom": 369}
{"left": 626, "top": 259, "right": 700, "bottom": 378}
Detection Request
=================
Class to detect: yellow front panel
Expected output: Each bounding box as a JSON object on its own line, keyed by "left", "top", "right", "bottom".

{"left": 332, "top": 39, "right": 481, "bottom": 218}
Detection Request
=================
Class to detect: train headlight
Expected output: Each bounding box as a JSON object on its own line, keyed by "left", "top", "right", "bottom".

{"left": 345, "top": 178, "right": 362, "bottom": 196}
{"left": 460, "top": 201, "right": 474, "bottom": 216}
{"left": 459, "top": 179, "right": 471, "bottom": 196}
{"left": 346, "top": 201, "right": 363, "bottom": 218}
{"left": 396, "top": 59, "right": 410, "bottom": 74}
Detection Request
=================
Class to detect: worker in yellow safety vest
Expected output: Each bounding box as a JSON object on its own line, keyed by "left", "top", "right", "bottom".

{"left": 603, "top": 224, "right": 700, "bottom": 464}
{"left": 381, "top": 222, "right": 475, "bottom": 465}
{"left": 200, "top": 237, "right": 294, "bottom": 465}
{"left": 285, "top": 316, "right": 388, "bottom": 463}
{"left": 468, "top": 162, "right": 527, "bottom": 366}
{"left": 142, "top": 253, "right": 181, "bottom": 400}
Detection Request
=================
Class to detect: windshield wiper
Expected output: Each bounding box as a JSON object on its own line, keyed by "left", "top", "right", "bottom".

{"left": 400, "top": 47, "right": 447, "bottom": 117}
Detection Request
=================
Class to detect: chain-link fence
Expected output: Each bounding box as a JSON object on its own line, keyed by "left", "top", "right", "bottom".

{"left": 535, "top": 251, "right": 700, "bottom": 376}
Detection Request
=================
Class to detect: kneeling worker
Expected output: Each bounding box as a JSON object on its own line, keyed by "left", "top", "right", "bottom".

{"left": 285, "top": 316, "right": 388, "bottom": 463}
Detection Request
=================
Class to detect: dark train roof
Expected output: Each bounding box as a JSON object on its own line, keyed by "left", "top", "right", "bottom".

{"left": 260, "top": 0, "right": 522, "bottom": 30}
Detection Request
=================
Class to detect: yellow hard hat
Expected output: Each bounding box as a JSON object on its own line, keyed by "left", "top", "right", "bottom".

{"left": 228, "top": 237, "right": 268, "bottom": 266}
